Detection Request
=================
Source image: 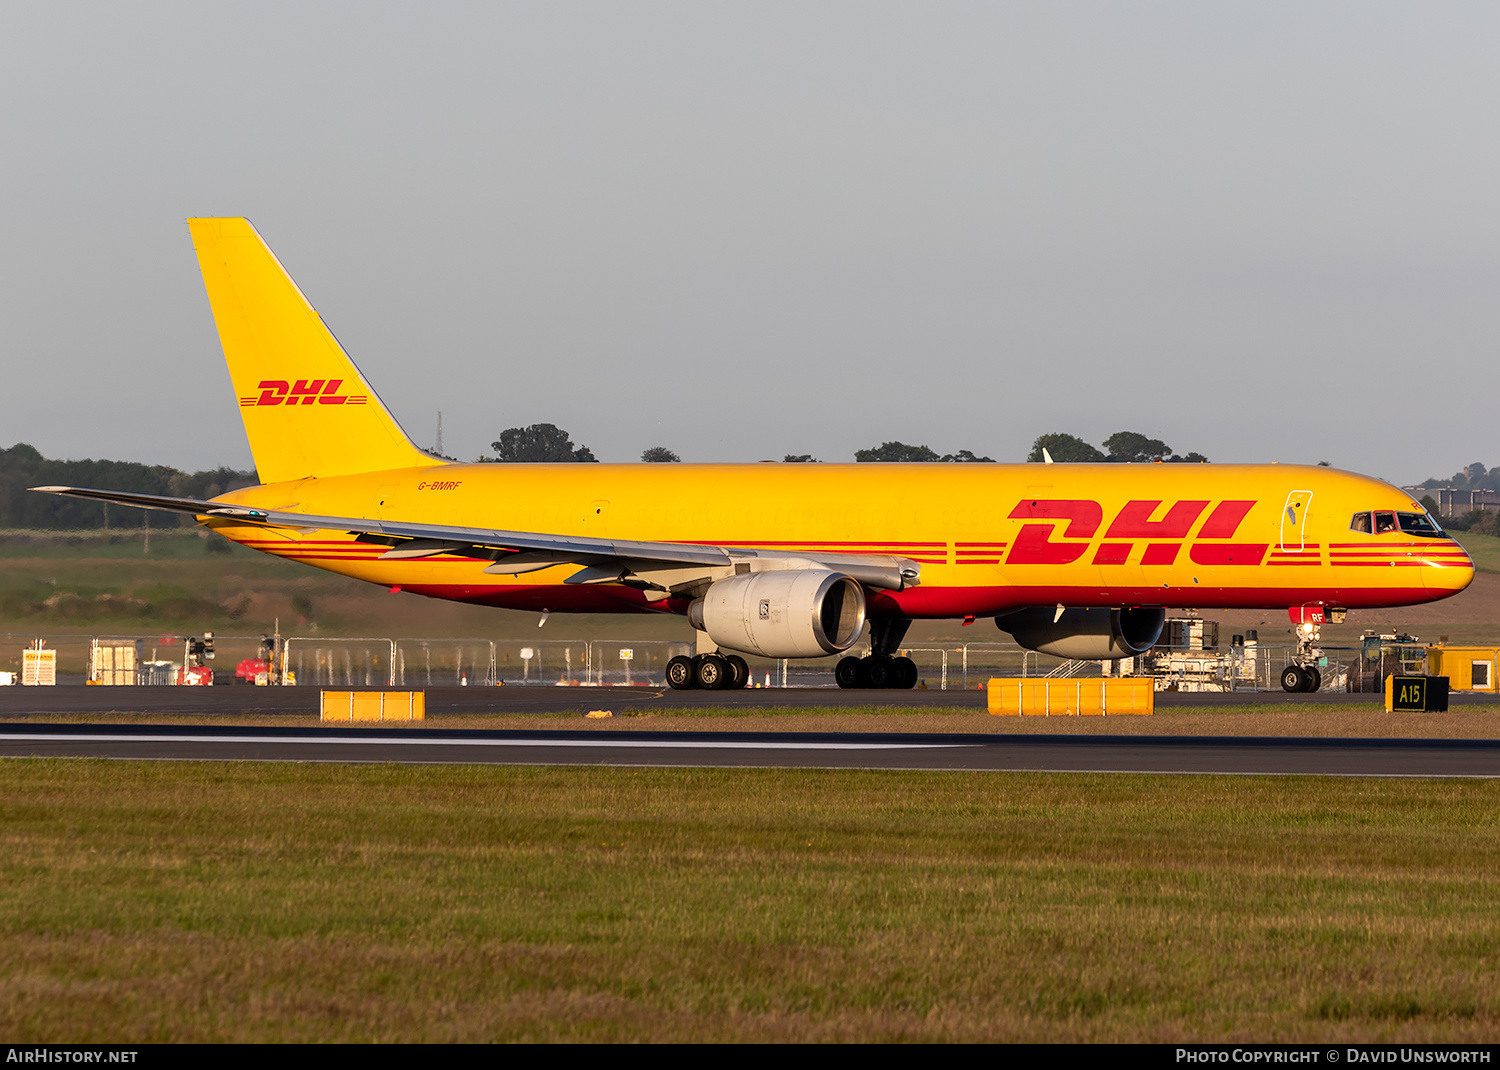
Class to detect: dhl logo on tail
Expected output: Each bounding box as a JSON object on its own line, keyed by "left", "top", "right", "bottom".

{"left": 240, "top": 379, "right": 369, "bottom": 407}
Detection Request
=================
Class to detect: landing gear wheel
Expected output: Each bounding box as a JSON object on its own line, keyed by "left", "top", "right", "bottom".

{"left": 1281, "top": 665, "right": 1310, "bottom": 693}
{"left": 835, "top": 656, "right": 863, "bottom": 689}
{"left": 666, "top": 655, "right": 696, "bottom": 690}
{"left": 694, "top": 653, "right": 730, "bottom": 690}
{"left": 725, "top": 655, "right": 750, "bottom": 690}
{"left": 892, "top": 656, "right": 919, "bottom": 690}
{"left": 1305, "top": 666, "right": 1322, "bottom": 693}
{"left": 865, "top": 655, "right": 896, "bottom": 689}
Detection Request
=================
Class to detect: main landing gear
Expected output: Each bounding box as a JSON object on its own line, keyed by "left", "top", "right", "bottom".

{"left": 834, "top": 653, "right": 919, "bottom": 690}
{"left": 835, "top": 617, "right": 919, "bottom": 690}
{"left": 666, "top": 653, "right": 749, "bottom": 691}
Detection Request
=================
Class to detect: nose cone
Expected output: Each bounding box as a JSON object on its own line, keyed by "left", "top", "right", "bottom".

{"left": 1424, "top": 539, "right": 1475, "bottom": 598}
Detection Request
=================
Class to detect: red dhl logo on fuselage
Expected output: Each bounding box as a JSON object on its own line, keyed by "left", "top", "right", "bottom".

{"left": 1008, "top": 499, "right": 1267, "bottom": 566}
{"left": 239, "top": 379, "right": 369, "bottom": 407}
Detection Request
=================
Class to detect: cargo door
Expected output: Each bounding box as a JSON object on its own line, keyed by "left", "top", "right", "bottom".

{"left": 1280, "top": 490, "right": 1313, "bottom": 553}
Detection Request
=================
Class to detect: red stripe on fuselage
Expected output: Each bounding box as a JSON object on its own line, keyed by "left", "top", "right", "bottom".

{"left": 388, "top": 581, "right": 1451, "bottom": 619}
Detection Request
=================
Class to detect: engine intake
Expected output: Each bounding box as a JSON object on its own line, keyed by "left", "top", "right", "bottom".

{"left": 689, "top": 570, "right": 866, "bottom": 658}
{"left": 996, "top": 606, "right": 1166, "bottom": 661}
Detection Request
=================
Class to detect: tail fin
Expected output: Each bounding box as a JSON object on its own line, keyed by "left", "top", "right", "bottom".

{"left": 188, "top": 217, "right": 442, "bottom": 484}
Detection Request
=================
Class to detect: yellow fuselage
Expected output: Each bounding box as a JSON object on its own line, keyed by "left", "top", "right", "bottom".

{"left": 209, "top": 461, "right": 1473, "bottom": 619}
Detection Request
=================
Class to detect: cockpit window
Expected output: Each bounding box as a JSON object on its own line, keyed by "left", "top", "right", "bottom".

{"left": 1398, "top": 511, "right": 1445, "bottom": 538}
{"left": 1350, "top": 509, "right": 1446, "bottom": 537}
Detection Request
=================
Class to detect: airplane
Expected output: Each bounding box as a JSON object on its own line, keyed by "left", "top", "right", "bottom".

{"left": 33, "top": 218, "right": 1475, "bottom": 692}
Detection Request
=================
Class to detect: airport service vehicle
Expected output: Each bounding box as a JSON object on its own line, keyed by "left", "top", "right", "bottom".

{"left": 34, "top": 219, "right": 1475, "bottom": 691}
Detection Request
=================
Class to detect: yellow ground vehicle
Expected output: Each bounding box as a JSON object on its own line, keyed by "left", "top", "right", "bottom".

{"left": 1427, "top": 645, "right": 1500, "bottom": 692}
{"left": 35, "top": 219, "right": 1474, "bottom": 690}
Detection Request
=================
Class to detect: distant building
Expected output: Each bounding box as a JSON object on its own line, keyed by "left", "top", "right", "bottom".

{"left": 1412, "top": 487, "right": 1500, "bottom": 517}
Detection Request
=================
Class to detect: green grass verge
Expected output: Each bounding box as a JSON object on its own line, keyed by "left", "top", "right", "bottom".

{"left": 1453, "top": 531, "right": 1500, "bottom": 576}
{"left": 0, "top": 531, "right": 316, "bottom": 635}
{"left": 2, "top": 761, "right": 1498, "bottom": 1041}
{"left": 0, "top": 529, "right": 263, "bottom": 560}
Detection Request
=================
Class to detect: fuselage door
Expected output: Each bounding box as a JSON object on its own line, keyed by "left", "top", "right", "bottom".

{"left": 581, "top": 499, "right": 611, "bottom": 536}
{"left": 1280, "top": 490, "right": 1313, "bottom": 553}
{"left": 373, "top": 481, "right": 401, "bottom": 521}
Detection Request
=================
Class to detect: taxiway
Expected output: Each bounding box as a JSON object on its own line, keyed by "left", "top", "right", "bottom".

{"left": 3, "top": 722, "right": 1498, "bottom": 776}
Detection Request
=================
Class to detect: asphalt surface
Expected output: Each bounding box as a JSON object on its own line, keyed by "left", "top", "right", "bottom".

{"left": 2, "top": 685, "right": 1494, "bottom": 776}
{"left": 2, "top": 722, "right": 1498, "bottom": 776}
{"left": 0, "top": 684, "right": 1493, "bottom": 717}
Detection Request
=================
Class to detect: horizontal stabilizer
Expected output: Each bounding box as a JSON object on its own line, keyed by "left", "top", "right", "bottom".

{"left": 29, "top": 486, "right": 270, "bottom": 521}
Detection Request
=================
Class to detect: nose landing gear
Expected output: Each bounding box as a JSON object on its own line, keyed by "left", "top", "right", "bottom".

{"left": 1281, "top": 616, "right": 1327, "bottom": 693}
{"left": 1280, "top": 664, "right": 1323, "bottom": 693}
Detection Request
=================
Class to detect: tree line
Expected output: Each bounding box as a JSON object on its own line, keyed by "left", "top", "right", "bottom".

{"left": 471, "top": 423, "right": 1002, "bottom": 464}
{"left": 1027, "top": 431, "right": 1207, "bottom": 464}
{"left": 1414, "top": 462, "right": 1499, "bottom": 537}
{"left": 1416, "top": 462, "right": 1499, "bottom": 494}
{"left": 0, "top": 443, "right": 256, "bottom": 530}
{"left": 474, "top": 423, "right": 1206, "bottom": 464}
{"left": 0, "top": 423, "right": 1209, "bottom": 530}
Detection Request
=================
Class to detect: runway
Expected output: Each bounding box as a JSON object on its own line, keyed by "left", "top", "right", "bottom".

{"left": 0, "top": 684, "right": 1493, "bottom": 718}
{"left": 3, "top": 722, "right": 1499, "bottom": 776}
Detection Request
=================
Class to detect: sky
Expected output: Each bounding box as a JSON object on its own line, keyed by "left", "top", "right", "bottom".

{"left": 2, "top": 2, "right": 1496, "bottom": 485}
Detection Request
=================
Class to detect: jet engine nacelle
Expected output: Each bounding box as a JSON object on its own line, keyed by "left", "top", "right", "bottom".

{"left": 996, "top": 606, "right": 1166, "bottom": 661}
{"left": 689, "top": 570, "right": 866, "bottom": 659}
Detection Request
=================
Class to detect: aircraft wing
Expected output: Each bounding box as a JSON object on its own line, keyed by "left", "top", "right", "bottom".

{"left": 29, "top": 486, "right": 919, "bottom": 591}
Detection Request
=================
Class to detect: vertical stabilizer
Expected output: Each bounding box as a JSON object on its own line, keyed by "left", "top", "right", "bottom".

{"left": 189, "top": 217, "right": 442, "bottom": 483}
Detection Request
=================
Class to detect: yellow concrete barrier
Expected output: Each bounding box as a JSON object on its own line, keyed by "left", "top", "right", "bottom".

{"left": 987, "top": 677, "right": 1153, "bottom": 716}
{"left": 320, "top": 690, "right": 426, "bottom": 722}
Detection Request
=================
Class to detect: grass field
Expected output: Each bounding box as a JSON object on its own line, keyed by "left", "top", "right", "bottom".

{"left": 1454, "top": 531, "right": 1500, "bottom": 576}
{"left": 0, "top": 530, "right": 699, "bottom": 642}
{"left": 3, "top": 759, "right": 1500, "bottom": 1042}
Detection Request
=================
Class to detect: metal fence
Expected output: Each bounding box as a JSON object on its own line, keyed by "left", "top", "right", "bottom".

{"left": 278, "top": 638, "right": 701, "bottom": 688}
{"left": 0, "top": 633, "right": 1030, "bottom": 689}
{"left": 284, "top": 638, "right": 399, "bottom": 687}
{"left": 0, "top": 631, "right": 1445, "bottom": 693}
